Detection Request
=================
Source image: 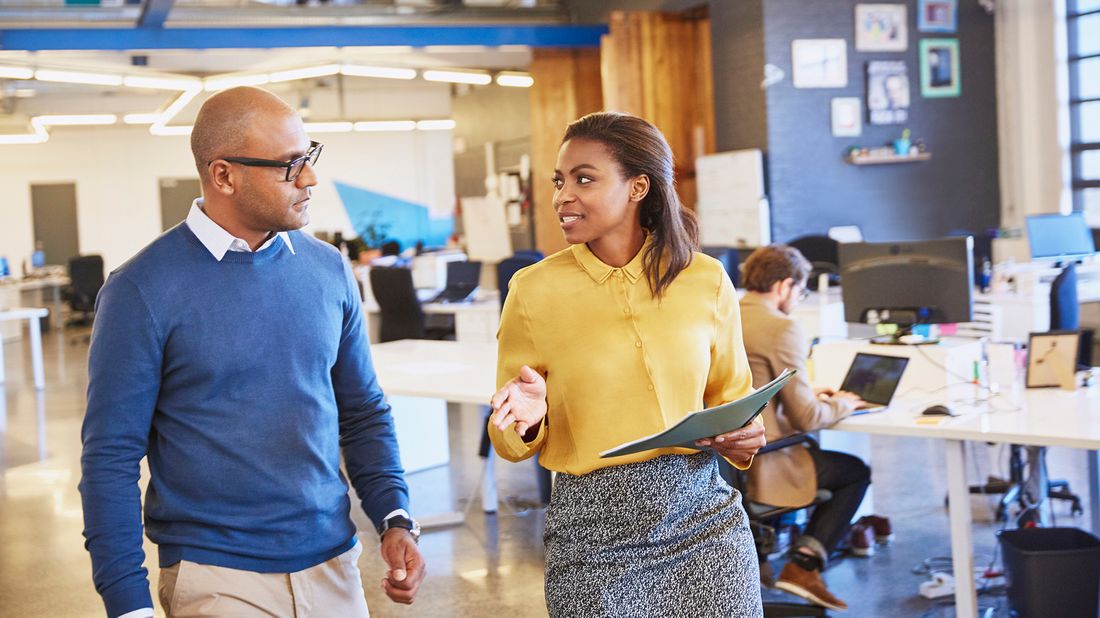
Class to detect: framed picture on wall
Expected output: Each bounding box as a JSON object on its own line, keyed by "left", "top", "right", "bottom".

{"left": 920, "top": 38, "right": 961, "bottom": 97}
{"left": 831, "top": 97, "right": 863, "bottom": 136}
{"left": 855, "top": 4, "right": 908, "bottom": 52}
{"left": 918, "top": 0, "right": 957, "bottom": 33}
{"left": 866, "top": 61, "right": 909, "bottom": 125}
{"left": 791, "top": 39, "right": 848, "bottom": 88}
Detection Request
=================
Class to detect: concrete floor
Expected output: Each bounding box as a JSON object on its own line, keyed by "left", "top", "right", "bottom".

{"left": 1, "top": 326, "right": 1095, "bottom": 617}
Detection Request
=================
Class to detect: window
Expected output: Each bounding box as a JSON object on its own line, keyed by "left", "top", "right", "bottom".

{"left": 1069, "top": 0, "right": 1100, "bottom": 218}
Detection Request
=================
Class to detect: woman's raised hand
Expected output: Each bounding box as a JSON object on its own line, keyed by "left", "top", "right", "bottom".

{"left": 489, "top": 365, "right": 548, "bottom": 437}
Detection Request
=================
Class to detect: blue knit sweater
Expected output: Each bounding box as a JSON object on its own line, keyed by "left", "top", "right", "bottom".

{"left": 79, "top": 224, "right": 408, "bottom": 617}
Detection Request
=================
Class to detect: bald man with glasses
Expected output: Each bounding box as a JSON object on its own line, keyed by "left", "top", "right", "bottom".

{"left": 79, "top": 87, "right": 424, "bottom": 618}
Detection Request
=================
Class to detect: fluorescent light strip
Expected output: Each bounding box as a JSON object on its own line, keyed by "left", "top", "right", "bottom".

{"left": 32, "top": 114, "right": 117, "bottom": 126}
{"left": 354, "top": 120, "right": 417, "bottom": 132}
{"left": 339, "top": 65, "right": 417, "bottom": 80}
{"left": 416, "top": 119, "right": 456, "bottom": 131}
{"left": 0, "top": 66, "right": 34, "bottom": 80}
{"left": 123, "top": 75, "right": 202, "bottom": 91}
{"left": 422, "top": 70, "right": 491, "bottom": 85}
{"left": 304, "top": 121, "right": 353, "bottom": 133}
{"left": 0, "top": 130, "right": 48, "bottom": 145}
{"left": 270, "top": 64, "right": 341, "bottom": 83}
{"left": 123, "top": 113, "right": 162, "bottom": 125}
{"left": 149, "top": 87, "right": 202, "bottom": 135}
{"left": 35, "top": 69, "right": 123, "bottom": 86}
{"left": 204, "top": 74, "right": 270, "bottom": 92}
{"left": 495, "top": 72, "right": 534, "bottom": 88}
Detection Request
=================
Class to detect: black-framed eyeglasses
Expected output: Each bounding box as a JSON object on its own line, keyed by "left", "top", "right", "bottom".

{"left": 796, "top": 281, "right": 811, "bottom": 302}
{"left": 217, "top": 140, "right": 322, "bottom": 182}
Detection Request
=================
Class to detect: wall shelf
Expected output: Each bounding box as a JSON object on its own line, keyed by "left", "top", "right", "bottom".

{"left": 844, "top": 152, "right": 932, "bottom": 166}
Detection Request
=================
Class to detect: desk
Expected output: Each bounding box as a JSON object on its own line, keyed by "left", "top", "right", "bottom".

{"left": 0, "top": 276, "right": 70, "bottom": 340}
{"left": 0, "top": 307, "right": 48, "bottom": 390}
{"left": 832, "top": 386, "right": 1100, "bottom": 617}
{"left": 361, "top": 294, "right": 500, "bottom": 344}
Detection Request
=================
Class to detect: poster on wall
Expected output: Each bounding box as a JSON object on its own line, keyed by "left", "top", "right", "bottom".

{"left": 920, "top": 38, "right": 962, "bottom": 97}
{"left": 855, "top": 4, "right": 908, "bottom": 52}
{"left": 866, "top": 61, "right": 910, "bottom": 125}
{"left": 918, "top": 0, "right": 957, "bottom": 33}
{"left": 791, "top": 39, "right": 848, "bottom": 88}
{"left": 831, "top": 97, "right": 863, "bottom": 137}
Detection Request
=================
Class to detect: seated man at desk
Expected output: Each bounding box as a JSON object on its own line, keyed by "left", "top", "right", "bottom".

{"left": 739, "top": 245, "right": 873, "bottom": 611}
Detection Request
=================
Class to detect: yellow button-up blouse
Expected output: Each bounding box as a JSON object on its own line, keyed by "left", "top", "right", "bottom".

{"left": 487, "top": 240, "right": 756, "bottom": 475}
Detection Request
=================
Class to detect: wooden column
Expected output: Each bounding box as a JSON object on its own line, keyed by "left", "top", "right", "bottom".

{"left": 600, "top": 9, "right": 716, "bottom": 212}
{"left": 528, "top": 48, "right": 604, "bottom": 257}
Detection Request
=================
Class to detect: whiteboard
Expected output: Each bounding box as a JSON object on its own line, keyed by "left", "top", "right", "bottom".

{"left": 695, "top": 149, "right": 770, "bottom": 248}
{"left": 460, "top": 197, "right": 513, "bottom": 263}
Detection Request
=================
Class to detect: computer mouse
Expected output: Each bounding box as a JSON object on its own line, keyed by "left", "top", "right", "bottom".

{"left": 921, "top": 404, "right": 954, "bottom": 417}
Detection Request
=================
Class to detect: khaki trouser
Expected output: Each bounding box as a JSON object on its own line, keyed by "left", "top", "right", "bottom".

{"left": 157, "top": 542, "right": 370, "bottom": 618}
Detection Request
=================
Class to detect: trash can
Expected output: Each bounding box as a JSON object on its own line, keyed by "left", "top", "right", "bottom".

{"left": 998, "top": 527, "right": 1100, "bottom": 617}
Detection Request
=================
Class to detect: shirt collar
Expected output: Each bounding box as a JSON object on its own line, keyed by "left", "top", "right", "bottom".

{"left": 185, "top": 198, "right": 295, "bottom": 261}
{"left": 571, "top": 236, "right": 649, "bottom": 285}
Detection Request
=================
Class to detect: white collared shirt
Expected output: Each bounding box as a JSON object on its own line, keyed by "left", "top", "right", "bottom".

{"left": 184, "top": 198, "right": 296, "bottom": 260}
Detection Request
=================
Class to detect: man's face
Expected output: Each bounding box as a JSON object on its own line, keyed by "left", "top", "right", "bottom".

{"left": 779, "top": 277, "right": 809, "bottom": 315}
{"left": 232, "top": 112, "right": 317, "bottom": 233}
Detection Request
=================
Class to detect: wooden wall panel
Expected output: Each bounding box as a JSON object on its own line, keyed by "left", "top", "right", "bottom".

{"left": 601, "top": 9, "right": 716, "bottom": 213}
{"left": 528, "top": 48, "right": 604, "bottom": 256}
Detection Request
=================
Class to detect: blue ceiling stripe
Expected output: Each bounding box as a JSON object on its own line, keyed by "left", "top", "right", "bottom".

{"left": 137, "top": 0, "right": 175, "bottom": 28}
{"left": 0, "top": 25, "right": 607, "bottom": 51}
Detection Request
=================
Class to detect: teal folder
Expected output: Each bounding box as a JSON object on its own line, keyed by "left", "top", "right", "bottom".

{"left": 598, "top": 369, "right": 797, "bottom": 458}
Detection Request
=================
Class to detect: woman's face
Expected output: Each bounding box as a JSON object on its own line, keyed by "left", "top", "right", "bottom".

{"left": 552, "top": 138, "right": 646, "bottom": 247}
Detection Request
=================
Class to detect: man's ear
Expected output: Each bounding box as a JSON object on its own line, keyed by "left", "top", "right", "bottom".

{"left": 207, "top": 161, "right": 237, "bottom": 196}
{"left": 629, "top": 174, "right": 650, "bottom": 203}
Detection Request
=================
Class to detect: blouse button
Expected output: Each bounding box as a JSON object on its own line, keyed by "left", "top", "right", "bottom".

{"left": 635, "top": 341, "right": 642, "bottom": 348}
{"left": 647, "top": 384, "right": 654, "bottom": 391}
{"left": 623, "top": 308, "right": 631, "bottom": 314}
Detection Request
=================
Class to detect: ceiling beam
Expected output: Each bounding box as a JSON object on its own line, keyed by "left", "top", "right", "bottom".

{"left": 0, "top": 25, "right": 607, "bottom": 51}
{"left": 137, "top": 0, "right": 175, "bottom": 29}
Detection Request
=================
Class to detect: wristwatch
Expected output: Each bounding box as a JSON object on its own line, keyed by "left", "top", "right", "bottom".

{"left": 380, "top": 514, "right": 421, "bottom": 544}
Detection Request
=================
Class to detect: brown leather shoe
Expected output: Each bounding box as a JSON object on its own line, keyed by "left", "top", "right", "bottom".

{"left": 848, "top": 522, "right": 875, "bottom": 557}
{"left": 857, "top": 514, "right": 894, "bottom": 543}
{"left": 775, "top": 562, "right": 849, "bottom": 612}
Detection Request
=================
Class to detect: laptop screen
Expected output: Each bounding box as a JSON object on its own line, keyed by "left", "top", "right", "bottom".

{"left": 445, "top": 261, "right": 481, "bottom": 289}
{"left": 839, "top": 353, "right": 909, "bottom": 406}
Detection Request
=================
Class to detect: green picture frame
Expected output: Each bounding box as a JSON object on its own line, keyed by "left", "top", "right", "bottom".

{"left": 920, "top": 38, "right": 961, "bottom": 98}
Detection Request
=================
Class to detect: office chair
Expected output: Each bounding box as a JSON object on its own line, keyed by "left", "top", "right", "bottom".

{"left": 64, "top": 255, "right": 105, "bottom": 342}
{"left": 719, "top": 434, "right": 832, "bottom": 617}
{"left": 368, "top": 267, "right": 453, "bottom": 343}
{"left": 701, "top": 246, "right": 741, "bottom": 288}
{"left": 967, "top": 263, "right": 1085, "bottom": 522}
{"left": 787, "top": 235, "right": 839, "bottom": 291}
{"left": 476, "top": 251, "right": 554, "bottom": 506}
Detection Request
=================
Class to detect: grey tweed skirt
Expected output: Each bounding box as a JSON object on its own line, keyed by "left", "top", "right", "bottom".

{"left": 544, "top": 452, "right": 763, "bottom": 618}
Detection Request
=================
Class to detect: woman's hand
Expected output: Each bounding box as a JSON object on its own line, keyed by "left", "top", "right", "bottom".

{"left": 695, "top": 422, "right": 766, "bottom": 466}
{"left": 489, "top": 365, "right": 547, "bottom": 437}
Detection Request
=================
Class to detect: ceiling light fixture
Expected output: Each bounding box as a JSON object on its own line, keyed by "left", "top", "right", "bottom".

{"left": 495, "top": 72, "right": 534, "bottom": 88}
{"left": 0, "top": 126, "right": 48, "bottom": 145}
{"left": 32, "top": 114, "right": 117, "bottom": 126}
{"left": 270, "top": 64, "right": 342, "bottom": 83}
{"left": 340, "top": 65, "right": 417, "bottom": 80}
{"left": 416, "top": 119, "right": 457, "bottom": 131}
{"left": 123, "top": 113, "right": 162, "bottom": 125}
{"left": 0, "top": 66, "right": 34, "bottom": 80}
{"left": 354, "top": 120, "right": 417, "bottom": 132}
{"left": 422, "top": 70, "right": 491, "bottom": 85}
{"left": 149, "top": 86, "right": 202, "bottom": 136}
{"left": 35, "top": 69, "right": 123, "bottom": 87}
{"left": 203, "top": 74, "right": 270, "bottom": 92}
{"left": 123, "top": 75, "right": 202, "bottom": 90}
{"left": 303, "top": 121, "right": 354, "bottom": 133}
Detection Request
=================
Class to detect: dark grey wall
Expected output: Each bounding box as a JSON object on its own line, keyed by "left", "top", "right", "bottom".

{"left": 711, "top": 0, "right": 1000, "bottom": 243}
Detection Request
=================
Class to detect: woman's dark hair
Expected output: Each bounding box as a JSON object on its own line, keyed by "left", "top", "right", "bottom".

{"left": 562, "top": 111, "right": 699, "bottom": 298}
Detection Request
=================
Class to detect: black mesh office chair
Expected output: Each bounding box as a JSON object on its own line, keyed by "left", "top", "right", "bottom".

{"left": 369, "top": 267, "right": 452, "bottom": 343}
{"left": 719, "top": 434, "right": 832, "bottom": 617}
{"left": 967, "top": 264, "right": 1084, "bottom": 522}
{"left": 787, "top": 236, "right": 839, "bottom": 290}
{"left": 64, "top": 255, "right": 105, "bottom": 342}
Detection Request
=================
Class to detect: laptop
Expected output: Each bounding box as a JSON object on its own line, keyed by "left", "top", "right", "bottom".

{"left": 428, "top": 261, "right": 481, "bottom": 304}
{"left": 838, "top": 352, "right": 910, "bottom": 414}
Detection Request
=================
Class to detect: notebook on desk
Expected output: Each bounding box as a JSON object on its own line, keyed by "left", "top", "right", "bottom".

{"left": 428, "top": 261, "right": 481, "bottom": 304}
{"left": 838, "top": 352, "right": 909, "bottom": 414}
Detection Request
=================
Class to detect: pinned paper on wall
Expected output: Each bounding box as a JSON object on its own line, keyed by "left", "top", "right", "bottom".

{"left": 460, "top": 196, "right": 513, "bottom": 263}
{"left": 695, "top": 150, "right": 770, "bottom": 248}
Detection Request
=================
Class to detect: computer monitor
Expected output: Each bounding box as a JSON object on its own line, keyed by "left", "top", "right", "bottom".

{"left": 1026, "top": 213, "right": 1095, "bottom": 262}
{"left": 839, "top": 237, "right": 973, "bottom": 338}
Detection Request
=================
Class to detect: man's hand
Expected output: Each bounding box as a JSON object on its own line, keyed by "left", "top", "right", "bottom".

{"left": 380, "top": 529, "right": 426, "bottom": 604}
{"left": 695, "top": 422, "right": 767, "bottom": 466}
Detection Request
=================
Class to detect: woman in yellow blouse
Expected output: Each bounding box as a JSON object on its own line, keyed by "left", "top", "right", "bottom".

{"left": 488, "top": 111, "right": 766, "bottom": 617}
